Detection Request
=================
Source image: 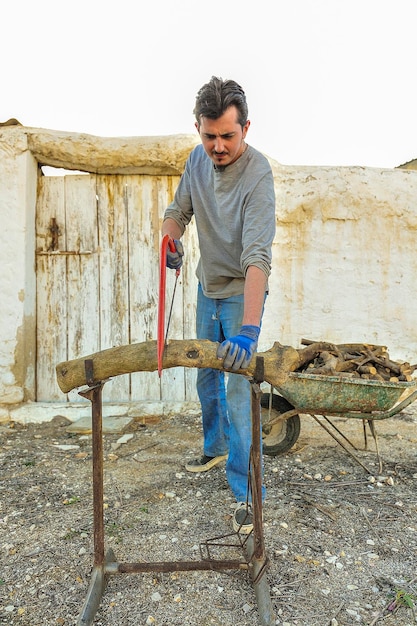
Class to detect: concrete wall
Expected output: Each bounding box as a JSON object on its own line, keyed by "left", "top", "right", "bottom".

{"left": 0, "top": 126, "right": 416, "bottom": 423}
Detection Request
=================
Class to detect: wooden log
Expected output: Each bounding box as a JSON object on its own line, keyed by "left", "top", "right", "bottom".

{"left": 335, "top": 360, "right": 358, "bottom": 372}
{"left": 364, "top": 350, "right": 403, "bottom": 375}
{"left": 374, "top": 366, "right": 391, "bottom": 381}
{"left": 25, "top": 129, "right": 199, "bottom": 175}
{"left": 303, "top": 350, "right": 339, "bottom": 374}
{"left": 357, "top": 365, "right": 378, "bottom": 376}
{"left": 56, "top": 339, "right": 313, "bottom": 394}
{"left": 294, "top": 342, "right": 338, "bottom": 369}
{"left": 300, "top": 339, "right": 387, "bottom": 354}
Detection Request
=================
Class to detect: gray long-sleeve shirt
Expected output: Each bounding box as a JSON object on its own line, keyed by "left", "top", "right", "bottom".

{"left": 164, "top": 143, "right": 276, "bottom": 299}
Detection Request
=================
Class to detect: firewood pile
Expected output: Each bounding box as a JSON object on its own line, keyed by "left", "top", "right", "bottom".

{"left": 297, "top": 339, "right": 417, "bottom": 382}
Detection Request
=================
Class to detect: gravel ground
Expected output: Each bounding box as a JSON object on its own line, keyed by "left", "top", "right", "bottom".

{"left": 1, "top": 393, "right": 417, "bottom": 626}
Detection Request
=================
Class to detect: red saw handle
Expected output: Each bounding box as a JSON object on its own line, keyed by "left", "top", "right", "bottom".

{"left": 157, "top": 235, "right": 178, "bottom": 377}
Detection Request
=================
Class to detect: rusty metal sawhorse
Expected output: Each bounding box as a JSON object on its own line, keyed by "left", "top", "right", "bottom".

{"left": 76, "top": 357, "right": 275, "bottom": 626}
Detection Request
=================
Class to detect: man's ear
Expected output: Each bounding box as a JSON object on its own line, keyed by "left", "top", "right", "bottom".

{"left": 195, "top": 121, "right": 200, "bottom": 133}
{"left": 243, "top": 119, "right": 251, "bottom": 139}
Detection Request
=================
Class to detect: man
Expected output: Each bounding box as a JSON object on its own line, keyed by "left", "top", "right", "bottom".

{"left": 162, "top": 76, "right": 276, "bottom": 533}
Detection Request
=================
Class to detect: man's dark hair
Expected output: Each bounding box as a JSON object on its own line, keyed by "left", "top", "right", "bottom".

{"left": 194, "top": 76, "right": 248, "bottom": 127}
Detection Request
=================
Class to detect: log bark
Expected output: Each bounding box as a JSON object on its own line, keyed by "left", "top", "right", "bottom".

{"left": 55, "top": 339, "right": 322, "bottom": 394}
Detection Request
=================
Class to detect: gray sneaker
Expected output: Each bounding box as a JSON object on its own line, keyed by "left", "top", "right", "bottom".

{"left": 185, "top": 454, "right": 228, "bottom": 473}
{"left": 232, "top": 502, "right": 253, "bottom": 534}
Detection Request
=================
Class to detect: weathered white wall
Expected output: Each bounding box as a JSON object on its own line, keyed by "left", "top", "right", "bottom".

{"left": 261, "top": 162, "right": 417, "bottom": 363}
{"left": 0, "top": 130, "right": 38, "bottom": 420}
{"left": 0, "top": 126, "right": 416, "bottom": 423}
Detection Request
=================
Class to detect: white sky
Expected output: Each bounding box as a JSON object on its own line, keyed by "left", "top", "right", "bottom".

{"left": 2, "top": 0, "right": 416, "bottom": 168}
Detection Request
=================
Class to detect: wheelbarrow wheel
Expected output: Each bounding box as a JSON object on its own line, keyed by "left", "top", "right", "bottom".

{"left": 261, "top": 392, "right": 300, "bottom": 456}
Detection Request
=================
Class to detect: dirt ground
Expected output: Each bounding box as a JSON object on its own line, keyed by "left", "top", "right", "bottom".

{"left": 1, "top": 393, "right": 417, "bottom": 626}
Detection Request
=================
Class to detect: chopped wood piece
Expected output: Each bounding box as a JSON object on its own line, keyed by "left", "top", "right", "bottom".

{"left": 298, "top": 339, "right": 415, "bottom": 382}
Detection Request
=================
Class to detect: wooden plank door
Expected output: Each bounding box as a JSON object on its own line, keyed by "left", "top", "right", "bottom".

{"left": 36, "top": 173, "right": 198, "bottom": 403}
{"left": 36, "top": 174, "right": 99, "bottom": 402}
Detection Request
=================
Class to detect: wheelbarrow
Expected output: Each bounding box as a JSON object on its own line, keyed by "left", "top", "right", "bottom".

{"left": 260, "top": 372, "right": 417, "bottom": 472}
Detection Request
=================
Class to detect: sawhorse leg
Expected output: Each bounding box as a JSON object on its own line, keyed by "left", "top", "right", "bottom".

{"left": 247, "top": 358, "right": 275, "bottom": 626}
{"left": 77, "top": 376, "right": 114, "bottom": 625}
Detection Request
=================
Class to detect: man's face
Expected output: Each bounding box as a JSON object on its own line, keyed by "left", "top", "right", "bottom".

{"left": 196, "top": 105, "right": 250, "bottom": 168}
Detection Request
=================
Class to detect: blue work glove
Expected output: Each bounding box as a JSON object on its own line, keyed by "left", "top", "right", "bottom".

{"left": 166, "top": 239, "right": 184, "bottom": 270}
{"left": 216, "top": 325, "right": 260, "bottom": 371}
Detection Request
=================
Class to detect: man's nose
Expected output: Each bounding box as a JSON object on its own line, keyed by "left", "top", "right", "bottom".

{"left": 214, "top": 137, "right": 225, "bottom": 153}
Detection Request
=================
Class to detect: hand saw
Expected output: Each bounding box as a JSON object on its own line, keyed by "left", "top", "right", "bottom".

{"left": 157, "top": 234, "right": 180, "bottom": 377}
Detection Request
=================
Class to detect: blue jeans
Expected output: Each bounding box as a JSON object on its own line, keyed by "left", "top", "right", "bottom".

{"left": 196, "top": 284, "right": 265, "bottom": 503}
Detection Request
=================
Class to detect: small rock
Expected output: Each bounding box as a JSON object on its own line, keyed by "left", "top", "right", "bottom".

{"left": 116, "top": 434, "right": 133, "bottom": 445}
{"left": 74, "top": 452, "right": 89, "bottom": 459}
{"left": 151, "top": 592, "right": 162, "bottom": 602}
{"left": 52, "top": 415, "right": 72, "bottom": 427}
{"left": 346, "top": 608, "right": 359, "bottom": 617}
{"left": 326, "top": 555, "right": 338, "bottom": 564}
